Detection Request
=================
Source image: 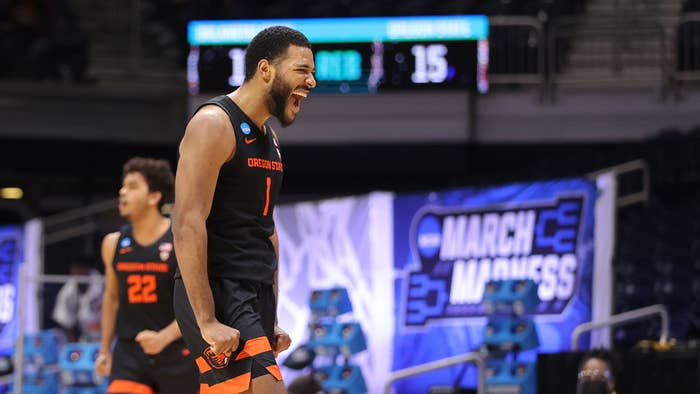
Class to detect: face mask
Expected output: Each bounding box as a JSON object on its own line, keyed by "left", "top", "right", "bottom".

{"left": 577, "top": 379, "right": 610, "bottom": 394}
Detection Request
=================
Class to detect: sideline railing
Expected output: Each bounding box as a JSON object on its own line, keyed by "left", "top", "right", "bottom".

{"left": 488, "top": 16, "right": 546, "bottom": 94}
{"left": 13, "top": 270, "right": 102, "bottom": 394}
{"left": 383, "top": 351, "right": 486, "bottom": 394}
{"left": 571, "top": 304, "right": 670, "bottom": 351}
{"left": 547, "top": 17, "right": 669, "bottom": 99}
{"left": 486, "top": 5, "right": 700, "bottom": 101}
{"left": 674, "top": 13, "right": 700, "bottom": 88}
{"left": 588, "top": 159, "right": 650, "bottom": 208}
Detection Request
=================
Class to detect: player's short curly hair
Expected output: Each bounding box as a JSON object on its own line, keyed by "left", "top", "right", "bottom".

{"left": 122, "top": 157, "right": 174, "bottom": 209}
{"left": 244, "top": 25, "right": 312, "bottom": 81}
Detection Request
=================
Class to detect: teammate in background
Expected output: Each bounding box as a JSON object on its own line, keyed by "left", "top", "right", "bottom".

{"left": 173, "top": 25, "right": 316, "bottom": 393}
{"left": 95, "top": 157, "right": 198, "bottom": 394}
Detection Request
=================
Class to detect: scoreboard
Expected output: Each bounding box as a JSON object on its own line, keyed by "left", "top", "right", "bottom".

{"left": 187, "top": 15, "right": 489, "bottom": 95}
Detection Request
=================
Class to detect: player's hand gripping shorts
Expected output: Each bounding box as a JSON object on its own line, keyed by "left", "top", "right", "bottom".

{"left": 174, "top": 278, "right": 282, "bottom": 393}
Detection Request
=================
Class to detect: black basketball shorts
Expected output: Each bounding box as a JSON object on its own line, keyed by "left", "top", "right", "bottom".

{"left": 108, "top": 339, "right": 199, "bottom": 394}
{"left": 173, "top": 277, "right": 282, "bottom": 393}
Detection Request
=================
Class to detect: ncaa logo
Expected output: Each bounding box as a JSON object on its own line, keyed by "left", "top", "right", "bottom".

{"left": 120, "top": 237, "right": 131, "bottom": 248}
{"left": 416, "top": 214, "right": 441, "bottom": 258}
{"left": 240, "top": 122, "right": 251, "bottom": 135}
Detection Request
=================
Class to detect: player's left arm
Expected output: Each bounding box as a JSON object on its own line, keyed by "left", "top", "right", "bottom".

{"left": 270, "top": 225, "right": 291, "bottom": 356}
{"left": 135, "top": 320, "right": 182, "bottom": 355}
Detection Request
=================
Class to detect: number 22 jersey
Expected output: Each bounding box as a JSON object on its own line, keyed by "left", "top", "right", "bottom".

{"left": 113, "top": 224, "right": 177, "bottom": 340}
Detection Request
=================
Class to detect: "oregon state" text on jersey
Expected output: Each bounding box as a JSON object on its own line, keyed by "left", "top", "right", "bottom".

{"left": 247, "top": 157, "right": 283, "bottom": 172}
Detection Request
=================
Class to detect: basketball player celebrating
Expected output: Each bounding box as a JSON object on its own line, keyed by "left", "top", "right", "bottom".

{"left": 95, "top": 157, "right": 198, "bottom": 394}
{"left": 172, "top": 26, "right": 316, "bottom": 393}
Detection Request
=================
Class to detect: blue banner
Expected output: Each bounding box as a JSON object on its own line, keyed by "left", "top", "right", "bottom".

{"left": 0, "top": 226, "right": 22, "bottom": 355}
{"left": 392, "top": 179, "right": 596, "bottom": 392}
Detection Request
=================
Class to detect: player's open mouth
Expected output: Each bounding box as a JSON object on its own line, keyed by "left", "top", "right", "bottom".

{"left": 290, "top": 90, "right": 308, "bottom": 112}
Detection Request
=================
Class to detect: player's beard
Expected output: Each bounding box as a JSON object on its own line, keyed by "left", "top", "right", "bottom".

{"left": 268, "top": 75, "right": 295, "bottom": 127}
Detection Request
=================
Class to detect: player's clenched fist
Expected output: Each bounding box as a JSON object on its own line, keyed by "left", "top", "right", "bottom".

{"left": 201, "top": 319, "right": 240, "bottom": 355}
{"left": 94, "top": 352, "right": 112, "bottom": 377}
{"left": 272, "top": 325, "right": 291, "bottom": 357}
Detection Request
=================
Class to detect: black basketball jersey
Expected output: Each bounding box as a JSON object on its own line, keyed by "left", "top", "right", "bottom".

{"left": 113, "top": 224, "right": 177, "bottom": 340}
{"left": 185, "top": 95, "right": 283, "bottom": 284}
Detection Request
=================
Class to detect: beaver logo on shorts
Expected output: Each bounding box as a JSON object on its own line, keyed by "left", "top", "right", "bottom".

{"left": 203, "top": 347, "right": 230, "bottom": 369}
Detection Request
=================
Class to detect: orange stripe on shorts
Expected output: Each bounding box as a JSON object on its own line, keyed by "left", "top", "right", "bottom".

{"left": 107, "top": 379, "right": 155, "bottom": 394}
{"left": 199, "top": 372, "right": 252, "bottom": 394}
{"left": 266, "top": 364, "right": 283, "bottom": 380}
{"left": 235, "top": 336, "right": 273, "bottom": 361}
{"left": 196, "top": 356, "right": 212, "bottom": 373}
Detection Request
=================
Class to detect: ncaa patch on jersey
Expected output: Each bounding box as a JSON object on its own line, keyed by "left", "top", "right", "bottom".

{"left": 240, "top": 122, "right": 251, "bottom": 135}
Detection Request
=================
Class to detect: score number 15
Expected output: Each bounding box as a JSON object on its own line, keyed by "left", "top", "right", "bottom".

{"left": 411, "top": 44, "right": 448, "bottom": 84}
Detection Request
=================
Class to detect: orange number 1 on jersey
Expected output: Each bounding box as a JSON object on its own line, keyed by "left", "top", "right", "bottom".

{"left": 263, "top": 176, "right": 271, "bottom": 216}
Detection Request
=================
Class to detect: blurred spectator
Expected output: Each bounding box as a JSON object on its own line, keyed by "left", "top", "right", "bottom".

{"left": 9, "top": 0, "right": 51, "bottom": 35}
{"left": 287, "top": 374, "right": 323, "bottom": 394}
{"left": 48, "top": 6, "right": 91, "bottom": 83}
{"left": 7, "top": 0, "right": 51, "bottom": 77}
{"left": 52, "top": 259, "right": 103, "bottom": 342}
{"left": 577, "top": 349, "right": 620, "bottom": 394}
{"left": 3, "top": 0, "right": 91, "bottom": 83}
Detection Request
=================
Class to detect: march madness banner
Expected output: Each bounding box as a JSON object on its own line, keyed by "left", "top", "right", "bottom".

{"left": 0, "top": 225, "right": 23, "bottom": 354}
{"left": 393, "top": 178, "right": 596, "bottom": 393}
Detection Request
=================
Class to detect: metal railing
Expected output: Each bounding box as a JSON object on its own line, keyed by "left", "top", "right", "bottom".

{"left": 106, "top": 0, "right": 143, "bottom": 76}
{"left": 547, "top": 17, "right": 669, "bottom": 97}
{"left": 588, "top": 159, "right": 650, "bottom": 208}
{"left": 383, "top": 351, "right": 486, "bottom": 394}
{"left": 674, "top": 13, "right": 700, "bottom": 85}
{"left": 42, "top": 198, "right": 118, "bottom": 246}
{"left": 13, "top": 270, "right": 102, "bottom": 394}
{"left": 129, "top": 0, "right": 143, "bottom": 75}
{"left": 486, "top": 3, "right": 700, "bottom": 100}
{"left": 11, "top": 198, "right": 120, "bottom": 392}
{"left": 12, "top": 265, "right": 27, "bottom": 394}
{"left": 571, "top": 304, "right": 670, "bottom": 351}
{"left": 488, "top": 16, "right": 546, "bottom": 88}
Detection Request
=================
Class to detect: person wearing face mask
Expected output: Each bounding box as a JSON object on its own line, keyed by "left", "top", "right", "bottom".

{"left": 173, "top": 25, "right": 317, "bottom": 394}
{"left": 577, "top": 349, "right": 619, "bottom": 394}
{"left": 52, "top": 259, "right": 103, "bottom": 342}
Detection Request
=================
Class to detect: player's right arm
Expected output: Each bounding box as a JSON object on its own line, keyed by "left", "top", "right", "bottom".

{"left": 173, "top": 106, "right": 240, "bottom": 355}
{"left": 95, "top": 232, "right": 120, "bottom": 377}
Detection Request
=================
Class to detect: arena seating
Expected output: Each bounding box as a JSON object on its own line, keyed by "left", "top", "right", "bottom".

{"left": 678, "top": 1, "right": 700, "bottom": 72}
{"left": 612, "top": 127, "right": 700, "bottom": 348}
